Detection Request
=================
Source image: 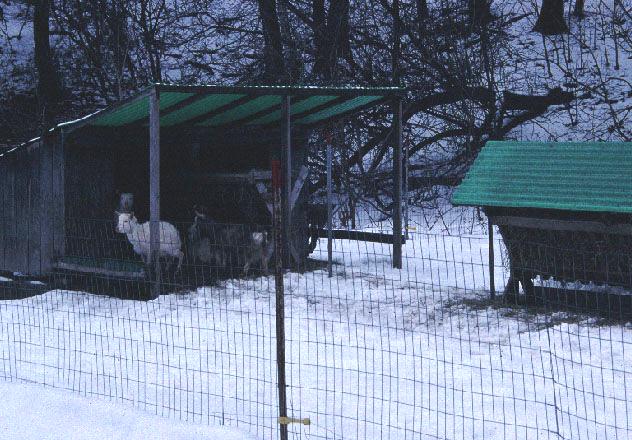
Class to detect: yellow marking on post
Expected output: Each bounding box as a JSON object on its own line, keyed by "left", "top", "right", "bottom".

{"left": 278, "top": 416, "right": 311, "bottom": 426}
{"left": 406, "top": 226, "right": 417, "bottom": 231}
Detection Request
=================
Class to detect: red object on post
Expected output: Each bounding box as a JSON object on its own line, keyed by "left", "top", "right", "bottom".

{"left": 271, "top": 159, "right": 282, "bottom": 190}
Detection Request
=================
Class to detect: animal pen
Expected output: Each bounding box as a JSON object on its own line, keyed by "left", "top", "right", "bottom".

{"left": 0, "top": 84, "right": 405, "bottom": 299}
{"left": 2, "top": 92, "right": 632, "bottom": 440}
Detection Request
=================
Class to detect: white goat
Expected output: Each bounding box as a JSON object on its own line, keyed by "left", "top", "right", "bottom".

{"left": 115, "top": 212, "right": 184, "bottom": 272}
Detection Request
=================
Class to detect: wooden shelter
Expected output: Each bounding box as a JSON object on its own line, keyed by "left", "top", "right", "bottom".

{"left": 0, "top": 84, "right": 405, "bottom": 296}
{"left": 452, "top": 141, "right": 632, "bottom": 296}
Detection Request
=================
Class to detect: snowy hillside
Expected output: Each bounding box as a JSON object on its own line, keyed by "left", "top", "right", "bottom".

{"left": 503, "top": 0, "right": 632, "bottom": 141}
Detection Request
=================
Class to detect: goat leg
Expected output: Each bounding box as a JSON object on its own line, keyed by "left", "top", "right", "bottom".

{"left": 261, "top": 254, "right": 269, "bottom": 275}
{"left": 176, "top": 251, "right": 184, "bottom": 273}
{"left": 165, "top": 256, "right": 172, "bottom": 273}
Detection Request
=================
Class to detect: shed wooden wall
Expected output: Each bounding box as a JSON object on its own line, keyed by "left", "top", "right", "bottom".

{"left": 0, "top": 134, "right": 64, "bottom": 275}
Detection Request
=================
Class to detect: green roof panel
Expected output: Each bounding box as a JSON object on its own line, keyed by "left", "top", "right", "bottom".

{"left": 294, "top": 95, "right": 383, "bottom": 124}
{"left": 452, "top": 141, "right": 632, "bottom": 214}
{"left": 247, "top": 95, "right": 339, "bottom": 125}
{"left": 197, "top": 95, "right": 282, "bottom": 126}
{"left": 160, "top": 93, "right": 246, "bottom": 126}
{"left": 91, "top": 92, "right": 193, "bottom": 126}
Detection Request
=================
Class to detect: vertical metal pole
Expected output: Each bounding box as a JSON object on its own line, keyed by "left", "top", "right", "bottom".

{"left": 403, "top": 130, "right": 409, "bottom": 241}
{"left": 281, "top": 96, "right": 292, "bottom": 268}
{"left": 392, "top": 98, "right": 403, "bottom": 269}
{"left": 272, "top": 159, "right": 288, "bottom": 440}
{"left": 326, "top": 143, "right": 333, "bottom": 277}
{"left": 149, "top": 87, "right": 161, "bottom": 299}
{"left": 488, "top": 219, "right": 496, "bottom": 299}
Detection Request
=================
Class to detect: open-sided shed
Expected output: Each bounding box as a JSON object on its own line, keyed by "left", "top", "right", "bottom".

{"left": 0, "top": 84, "right": 405, "bottom": 295}
{"left": 452, "top": 141, "right": 632, "bottom": 296}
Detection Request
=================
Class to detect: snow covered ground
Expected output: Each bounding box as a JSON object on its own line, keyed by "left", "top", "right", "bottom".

{"left": 0, "top": 219, "right": 630, "bottom": 440}
{"left": 0, "top": 380, "right": 252, "bottom": 440}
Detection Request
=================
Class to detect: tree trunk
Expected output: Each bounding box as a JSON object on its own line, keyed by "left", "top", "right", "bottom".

{"left": 392, "top": 0, "right": 401, "bottom": 84}
{"left": 572, "top": 0, "right": 585, "bottom": 18}
{"left": 33, "top": 0, "right": 61, "bottom": 131}
{"left": 469, "top": 0, "right": 492, "bottom": 27}
{"left": 313, "top": 0, "right": 352, "bottom": 80}
{"left": 312, "top": 0, "right": 328, "bottom": 77}
{"left": 277, "top": 0, "right": 302, "bottom": 81}
{"left": 257, "top": 0, "right": 286, "bottom": 82}
{"left": 416, "top": 0, "right": 428, "bottom": 22}
{"left": 533, "top": 0, "right": 569, "bottom": 35}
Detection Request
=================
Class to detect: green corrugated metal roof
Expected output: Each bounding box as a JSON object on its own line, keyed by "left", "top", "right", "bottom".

{"left": 91, "top": 92, "right": 194, "bottom": 127}
{"left": 452, "top": 141, "right": 632, "bottom": 214}
{"left": 295, "top": 95, "right": 383, "bottom": 124}
{"left": 199, "top": 95, "right": 281, "bottom": 126}
{"left": 161, "top": 93, "right": 245, "bottom": 126}
{"left": 69, "top": 83, "right": 403, "bottom": 132}
{"left": 247, "top": 95, "right": 339, "bottom": 125}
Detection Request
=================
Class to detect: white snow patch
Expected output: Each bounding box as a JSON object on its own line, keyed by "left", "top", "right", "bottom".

{"left": 0, "top": 380, "right": 253, "bottom": 440}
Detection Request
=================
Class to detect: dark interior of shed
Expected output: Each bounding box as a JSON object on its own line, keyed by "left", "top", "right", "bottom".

{"left": 63, "top": 125, "right": 310, "bottom": 262}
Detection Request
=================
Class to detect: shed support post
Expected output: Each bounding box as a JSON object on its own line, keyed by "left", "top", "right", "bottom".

{"left": 488, "top": 219, "right": 495, "bottom": 299}
{"left": 281, "top": 96, "right": 292, "bottom": 269}
{"left": 392, "top": 98, "right": 403, "bottom": 269}
{"left": 149, "top": 87, "right": 161, "bottom": 299}
{"left": 327, "top": 142, "right": 333, "bottom": 277}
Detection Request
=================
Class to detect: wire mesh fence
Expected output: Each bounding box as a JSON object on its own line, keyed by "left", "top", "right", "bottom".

{"left": 0, "top": 211, "right": 631, "bottom": 440}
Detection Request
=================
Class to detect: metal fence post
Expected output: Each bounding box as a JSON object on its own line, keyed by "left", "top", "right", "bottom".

{"left": 488, "top": 220, "right": 495, "bottom": 299}
{"left": 272, "top": 159, "right": 288, "bottom": 440}
{"left": 327, "top": 142, "right": 333, "bottom": 278}
{"left": 281, "top": 96, "right": 292, "bottom": 269}
{"left": 392, "top": 98, "right": 403, "bottom": 269}
{"left": 149, "top": 86, "right": 161, "bottom": 299}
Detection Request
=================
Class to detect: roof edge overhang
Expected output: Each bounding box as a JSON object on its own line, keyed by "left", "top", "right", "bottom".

{"left": 154, "top": 83, "right": 405, "bottom": 97}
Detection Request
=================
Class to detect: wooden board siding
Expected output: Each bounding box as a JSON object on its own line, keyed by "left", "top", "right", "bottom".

{"left": 0, "top": 134, "right": 65, "bottom": 275}
{"left": 52, "top": 133, "right": 65, "bottom": 259}
{"left": 0, "top": 158, "right": 7, "bottom": 269}
{"left": 3, "top": 156, "right": 16, "bottom": 272}
{"left": 39, "top": 135, "right": 55, "bottom": 273}
{"left": 30, "top": 143, "right": 43, "bottom": 274}
{"left": 14, "top": 148, "right": 30, "bottom": 272}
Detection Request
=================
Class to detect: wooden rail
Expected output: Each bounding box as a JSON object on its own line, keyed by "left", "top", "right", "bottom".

{"left": 314, "top": 228, "right": 406, "bottom": 245}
